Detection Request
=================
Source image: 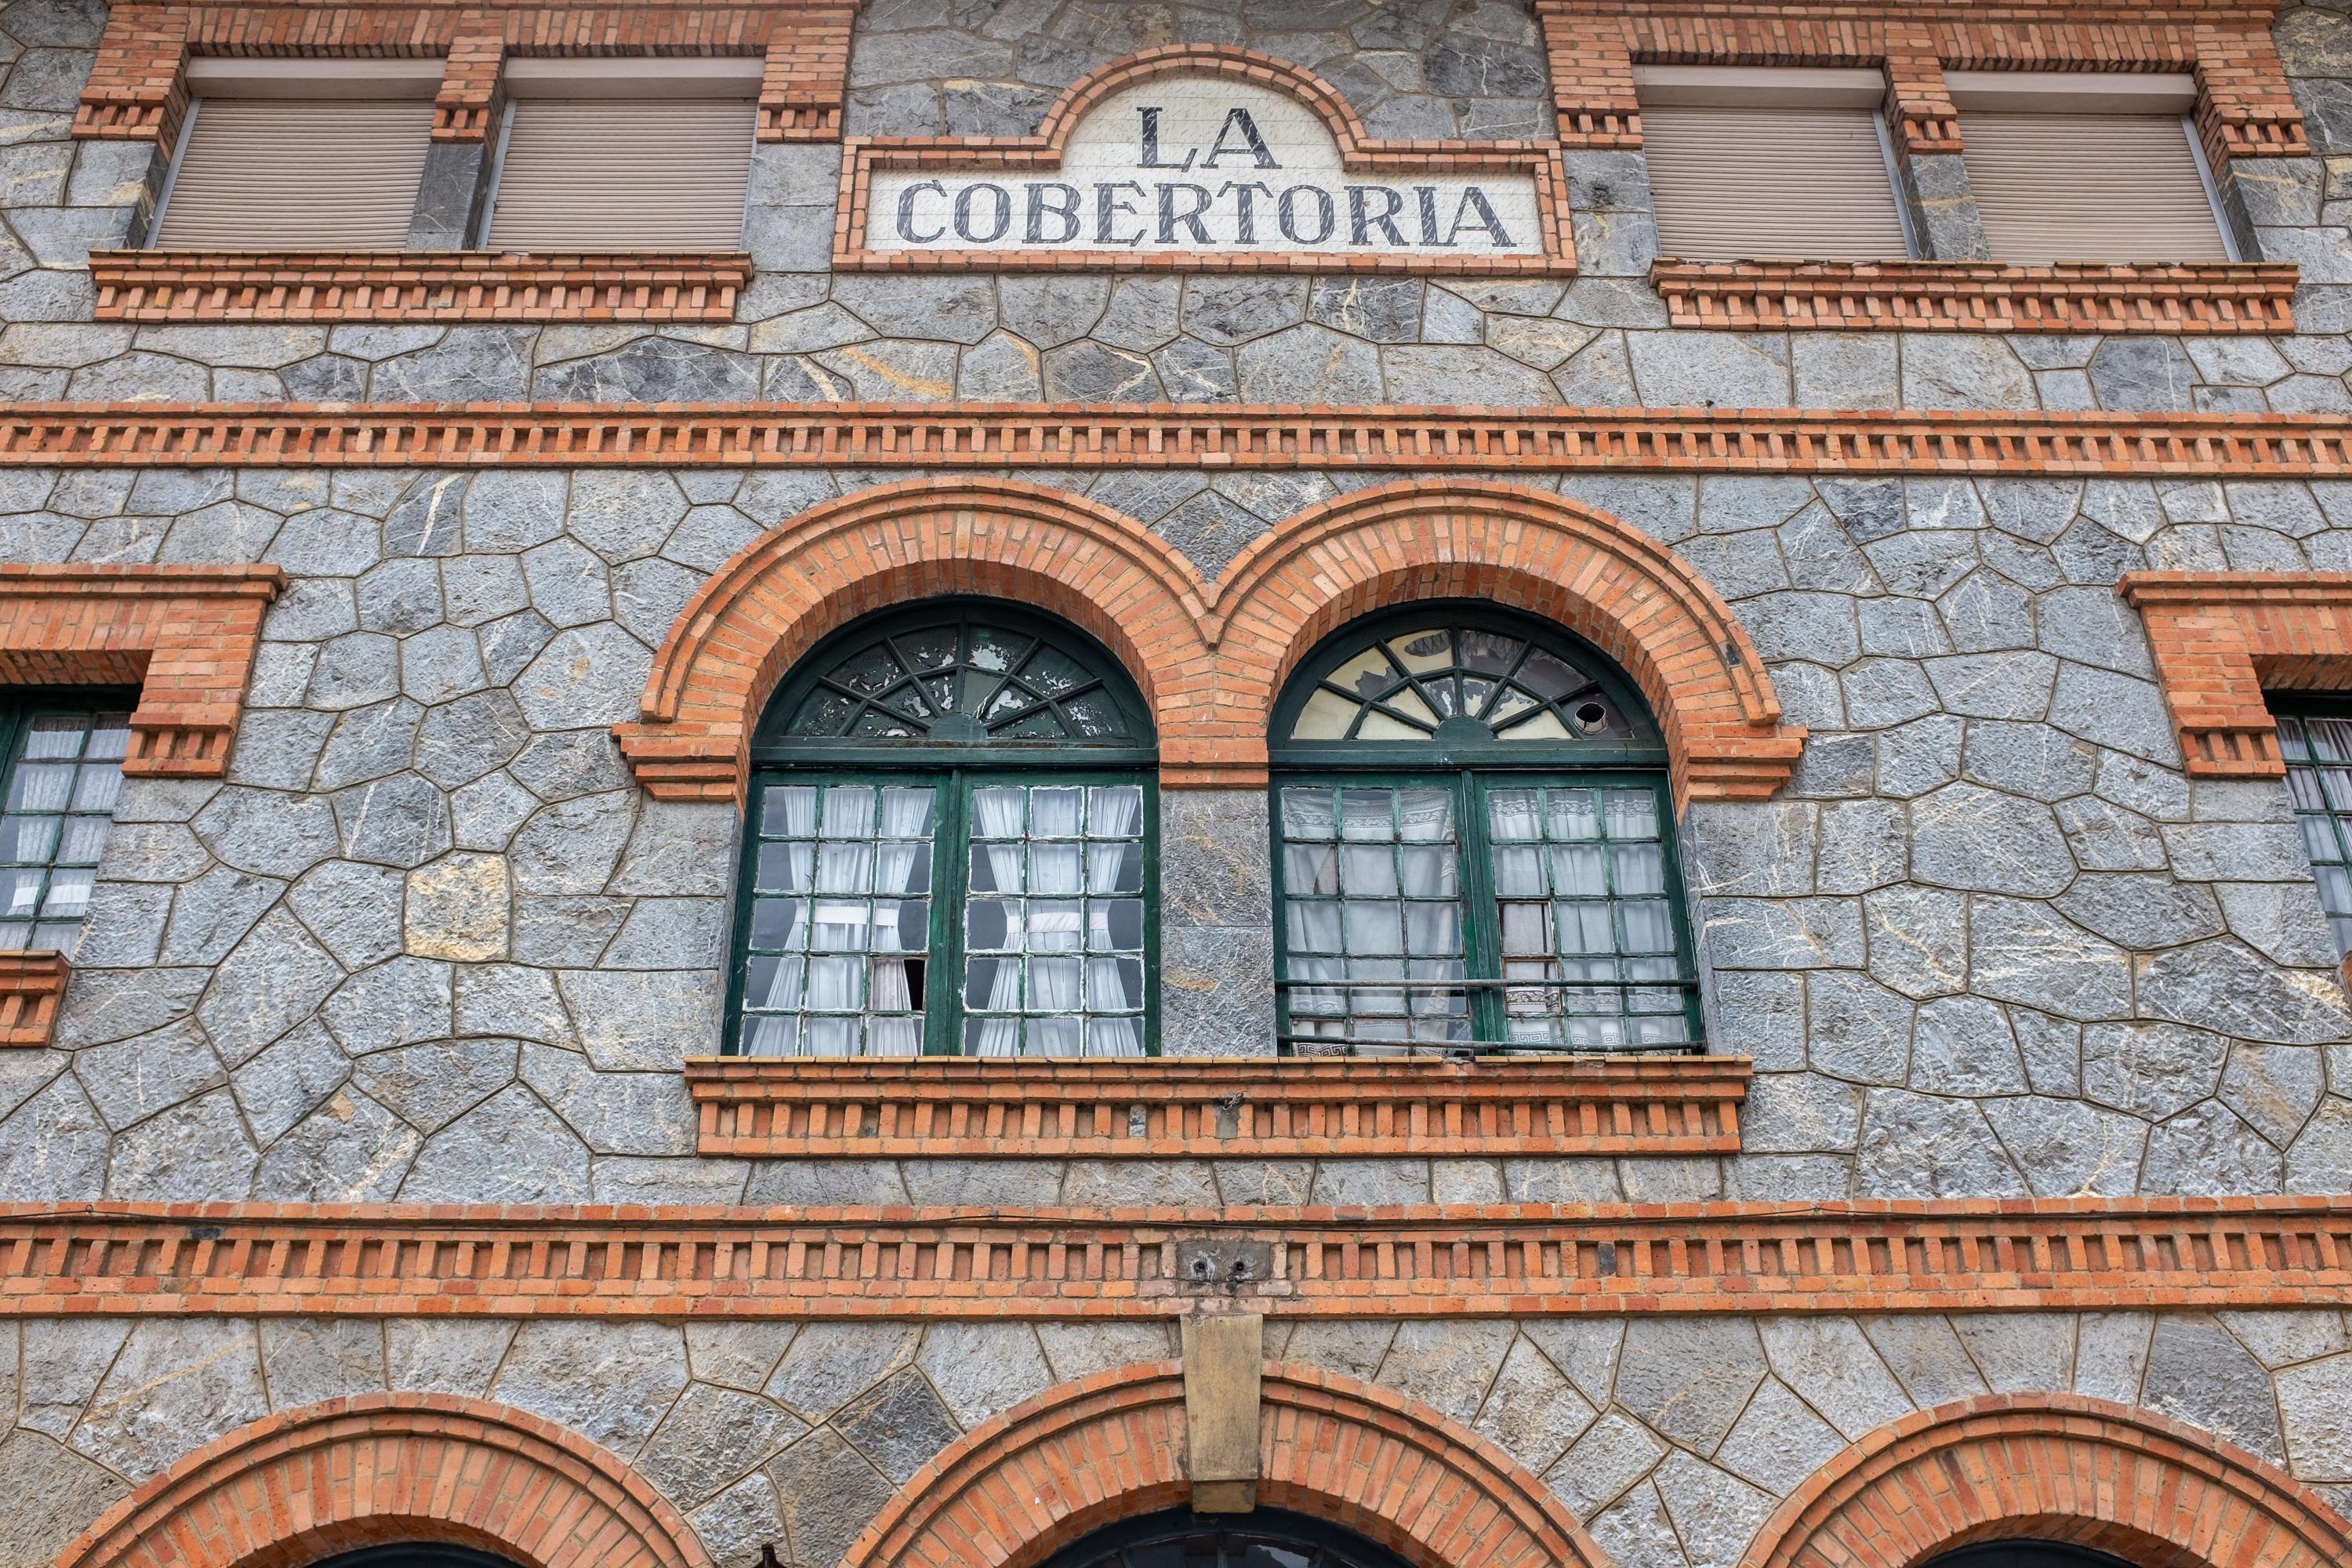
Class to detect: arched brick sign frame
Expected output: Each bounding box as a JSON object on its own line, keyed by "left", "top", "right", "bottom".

{"left": 1207, "top": 479, "right": 1805, "bottom": 802}
{"left": 1740, "top": 1392, "right": 2352, "bottom": 1568}
{"left": 613, "top": 477, "right": 1216, "bottom": 798}
{"left": 56, "top": 1392, "right": 712, "bottom": 1568}
{"left": 841, "top": 1361, "right": 1606, "bottom": 1568}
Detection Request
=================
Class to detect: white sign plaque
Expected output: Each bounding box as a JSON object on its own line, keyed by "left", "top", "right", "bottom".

{"left": 855, "top": 73, "right": 1555, "bottom": 267}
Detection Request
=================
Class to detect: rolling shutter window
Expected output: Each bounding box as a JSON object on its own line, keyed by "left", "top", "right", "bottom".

{"left": 487, "top": 98, "right": 755, "bottom": 250}
{"left": 1641, "top": 105, "right": 1911, "bottom": 263}
{"left": 1962, "top": 113, "right": 2229, "bottom": 264}
{"left": 155, "top": 99, "right": 431, "bottom": 249}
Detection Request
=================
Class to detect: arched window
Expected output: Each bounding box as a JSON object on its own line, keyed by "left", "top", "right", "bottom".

{"left": 1920, "top": 1547, "right": 2140, "bottom": 1568}
{"left": 729, "top": 599, "right": 1156, "bottom": 1057}
{"left": 310, "top": 1549, "right": 524, "bottom": 1568}
{"left": 1271, "top": 604, "right": 1698, "bottom": 1055}
{"left": 1039, "top": 1509, "right": 1415, "bottom": 1568}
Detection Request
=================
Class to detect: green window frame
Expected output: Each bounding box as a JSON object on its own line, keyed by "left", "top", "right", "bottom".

{"left": 725, "top": 601, "right": 1158, "bottom": 1058}
{"left": 1269, "top": 606, "right": 1700, "bottom": 1056}
{"left": 2273, "top": 700, "right": 2352, "bottom": 959}
{"left": 0, "top": 691, "right": 136, "bottom": 956}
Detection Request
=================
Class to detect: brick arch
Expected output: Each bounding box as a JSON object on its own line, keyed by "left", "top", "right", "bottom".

{"left": 56, "top": 1392, "right": 711, "bottom": 1568}
{"left": 1028, "top": 45, "right": 1377, "bottom": 155}
{"left": 613, "top": 477, "right": 1215, "bottom": 799}
{"left": 842, "top": 1360, "right": 1606, "bottom": 1568}
{"left": 1741, "top": 1393, "right": 2352, "bottom": 1568}
{"left": 1207, "top": 479, "right": 1806, "bottom": 802}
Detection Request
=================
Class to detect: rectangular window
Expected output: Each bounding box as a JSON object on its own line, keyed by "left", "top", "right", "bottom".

{"left": 0, "top": 701, "right": 133, "bottom": 954}
{"left": 1636, "top": 67, "right": 1913, "bottom": 263}
{"left": 152, "top": 60, "right": 440, "bottom": 250}
{"left": 2277, "top": 712, "right": 2352, "bottom": 958}
{"left": 485, "top": 59, "right": 760, "bottom": 251}
{"left": 1276, "top": 773, "right": 1697, "bottom": 1055}
{"left": 735, "top": 775, "right": 1152, "bottom": 1057}
{"left": 1949, "top": 73, "right": 2233, "bottom": 264}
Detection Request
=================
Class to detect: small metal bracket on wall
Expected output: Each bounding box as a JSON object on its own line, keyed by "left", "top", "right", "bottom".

{"left": 1174, "top": 1236, "right": 1273, "bottom": 1294}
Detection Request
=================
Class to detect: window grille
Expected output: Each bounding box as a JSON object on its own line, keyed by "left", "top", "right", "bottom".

{"left": 0, "top": 700, "right": 134, "bottom": 954}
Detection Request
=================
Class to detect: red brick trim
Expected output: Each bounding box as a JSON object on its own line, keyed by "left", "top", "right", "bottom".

{"left": 74, "top": 6, "right": 858, "bottom": 147}
{"left": 89, "top": 250, "right": 751, "bottom": 323}
{"left": 58, "top": 1393, "right": 713, "bottom": 1568}
{"left": 2118, "top": 572, "right": 2352, "bottom": 779}
{"left": 1743, "top": 1393, "right": 2352, "bottom": 1568}
{"left": 687, "top": 1055, "right": 1751, "bottom": 1160}
{"left": 0, "top": 951, "right": 67, "bottom": 1049}
{"left": 5, "top": 1197, "right": 2349, "bottom": 1320}
{"left": 0, "top": 565, "right": 284, "bottom": 779}
{"left": 612, "top": 477, "right": 1806, "bottom": 800}
{"left": 1530, "top": 4, "right": 2306, "bottom": 162}
{"left": 844, "top": 1363, "right": 1605, "bottom": 1568}
{"left": 833, "top": 45, "right": 1577, "bottom": 275}
{"left": 1653, "top": 259, "right": 2298, "bottom": 335}
{"left": 1210, "top": 480, "right": 1803, "bottom": 803}
{"left": 9, "top": 404, "right": 2352, "bottom": 479}
{"left": 612, "top": 477, "right": 1215, "bottom": 797}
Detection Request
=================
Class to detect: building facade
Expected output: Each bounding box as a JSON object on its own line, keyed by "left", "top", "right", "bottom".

{"left": 0, "top": 1, "right": 2350, "bottom": 1566}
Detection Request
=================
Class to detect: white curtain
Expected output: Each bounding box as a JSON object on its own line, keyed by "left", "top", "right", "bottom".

{"left": 1089, "top": 786, "right": 1142, "bottom": 837}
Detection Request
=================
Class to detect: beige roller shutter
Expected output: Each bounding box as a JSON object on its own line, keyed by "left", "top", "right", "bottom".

{"left": 1642, "top": 104, "right": 1911, "bottom": 263}
{"left": 487, "top": 98, "right": 754, "bottom": 251}
{"left": 1963, "top": 112, "right": 2229, "bottom": 264}
{"left": 155, "top": 99, "right": 430, "bottom": 249}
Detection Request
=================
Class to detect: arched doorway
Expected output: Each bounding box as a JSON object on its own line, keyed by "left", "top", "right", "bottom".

{"left": 1036, "top": 1508, "right": 1415, "bottom": 1568}
{"left": 310, "top": 1550, "right": 524, "bottom": 1568}
{"left": 1922, "top": 1548, "right": 2140, "bottom": 1568}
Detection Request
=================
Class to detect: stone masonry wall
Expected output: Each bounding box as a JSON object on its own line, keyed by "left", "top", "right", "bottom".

{"left": 2, "top": 1308, "right": 2349, "bottom": 1567}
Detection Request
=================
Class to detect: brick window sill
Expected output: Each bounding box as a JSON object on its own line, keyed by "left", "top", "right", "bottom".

{"left": 0, "top": 952, "right": 66, "bottom": 1047}
{"left": 684, "top": 1054, "right": 1751, "bottom": 1159}
{"left": 1650, "top": 259, "right": 2298, "bottom": 335}
{"left": 89, "top": 251, "right": 751, "bottom": 323}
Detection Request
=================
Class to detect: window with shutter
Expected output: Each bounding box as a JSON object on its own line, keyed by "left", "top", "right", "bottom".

{"left": 485, "top": 60, "right": 759, "bottom": 252}
{"left": 1950, "top": 73, "right": 2233, "bottom": 264}
{"left": 153, "top": 61, "right": 441, "bottom": 250}
{"left": 1636, "top": 67, "right": 1913, "bottom": 264}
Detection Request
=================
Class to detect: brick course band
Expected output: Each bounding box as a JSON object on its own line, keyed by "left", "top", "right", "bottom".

{"left": 685, "top": 1055, "right": 1752, "bottom": 1160}
{"left": 8, "top": 403, "right": 2352, "bottom": 478}
{"left": 843, "top": 1363, "right": 1604, "bottom": 1568}
{"left": 56, "top": 1392, "right": 714, "bottom": 1568}
{"left": 0, "top": 951, "right": 67, "bottom": 1049}
{"left": 612, "top": 477, "right": 1802, "bottom": 801}
{"left": 2119, "top": 572, "right": 2352, "bottom": 779}
{"left": 0, "top": 564, "right": 285, "bottom": 780}
{"left": 1650, "top": 260, "right": 2300, "bottom": 335}
{"left": 833, "top": 45, "right": 1577, "bottom": 276}
{"left": 1740, "top": 1393, "right": 2352, "bottom": 1568}
{"left": 4, "top": 1196, "right": 2347, "bottom": 1320}
{"left": 88, "top": 250, "right": 753, "bottom": 323}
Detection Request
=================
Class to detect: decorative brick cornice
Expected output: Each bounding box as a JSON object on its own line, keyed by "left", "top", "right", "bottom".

{"left": 1744, "top": 1394, "right": 2352, "bottom": 1568}
{"left": 89, "top": 250, "right": 752, "bottom": 323}
{"left": 73, "top": 7, "right": 189, "bottom": 147}
{"left": 60, "top": 1394, "right": 713, "bottom": 1568}
{"left": 758, "top": 5, "right": 854, "bottom": 141}
{"left": 9, "top": 404, "right": 2352, "bottom": 479}
{"left": 0, "top": 952, "right": 67, "bottom": 1049}
{"left": 2119, "top": 572, "right": 2352, "bottom": 778}
{"left": 836, "top": 45, "right": 1577, "bottom": 274}
{"left": 688, "top": 1056, "right": 1751, "bottom": 1160}
{"left": 1653, "top": 260, "right": 2299, "bottom": 335}
{"left": 615, "top": 477, "right": 1803, "bottom": 800}
{"left": 431, "top": 26, "right": 503, "bottom": 142}
{"left": 2, "top": 1196, "right": 2347, "bottom": 1320}
{"left": 845, "top": 1364, "right": 1604, "bottom": 1568}
{"left": 0, "top": 564, "right": 284, "bottom": 779}
{"left": 1530, "top": 4, "right": 2305, "bottom": 161}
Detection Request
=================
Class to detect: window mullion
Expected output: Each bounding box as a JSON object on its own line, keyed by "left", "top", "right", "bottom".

{"left": 925, "top": 767, "right": 970, "bottom": 1056}
{"left": 1455, "top": 768, "right": 1507, "bottom": 1044}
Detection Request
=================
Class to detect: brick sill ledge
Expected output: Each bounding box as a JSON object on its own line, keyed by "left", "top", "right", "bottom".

{"left": 685, "top": 1054, "right": 1751, "bottom": 1159}
{"left": 89, "top": 250, "right": 752, "bottom": 323}
{"left": 1651, "top": 258, "right": 2298, "bottom": 335}
{"left": 0, "top": 951, "right": 64, "bottom": 1046}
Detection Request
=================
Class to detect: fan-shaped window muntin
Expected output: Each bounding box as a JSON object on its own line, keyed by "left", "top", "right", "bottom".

{"left": 1270, "top": 606, "right": 1697, "bottom": 1057}
{"left": 731, "top": 601, "right": 1156, "bottom": 1058}
{"left": 1038, "top": 1508, "right": 1417, "bottom": 1568}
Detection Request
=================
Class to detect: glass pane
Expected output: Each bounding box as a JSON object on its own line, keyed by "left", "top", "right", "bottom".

{"left": 0, "top": 708, "right": 126, "bottom": 957}
{"left": 1279, "top": 782, "right": 1469, "bottom": 1053}
{"left": 1276, "top": 617, "right": 1653, "bottom": 752}
{"left": 780, "top": 613, "right": 1138, "bottom": 746}
{"left": 2279, "top": 714, "right": 2352, "bottom": 960}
